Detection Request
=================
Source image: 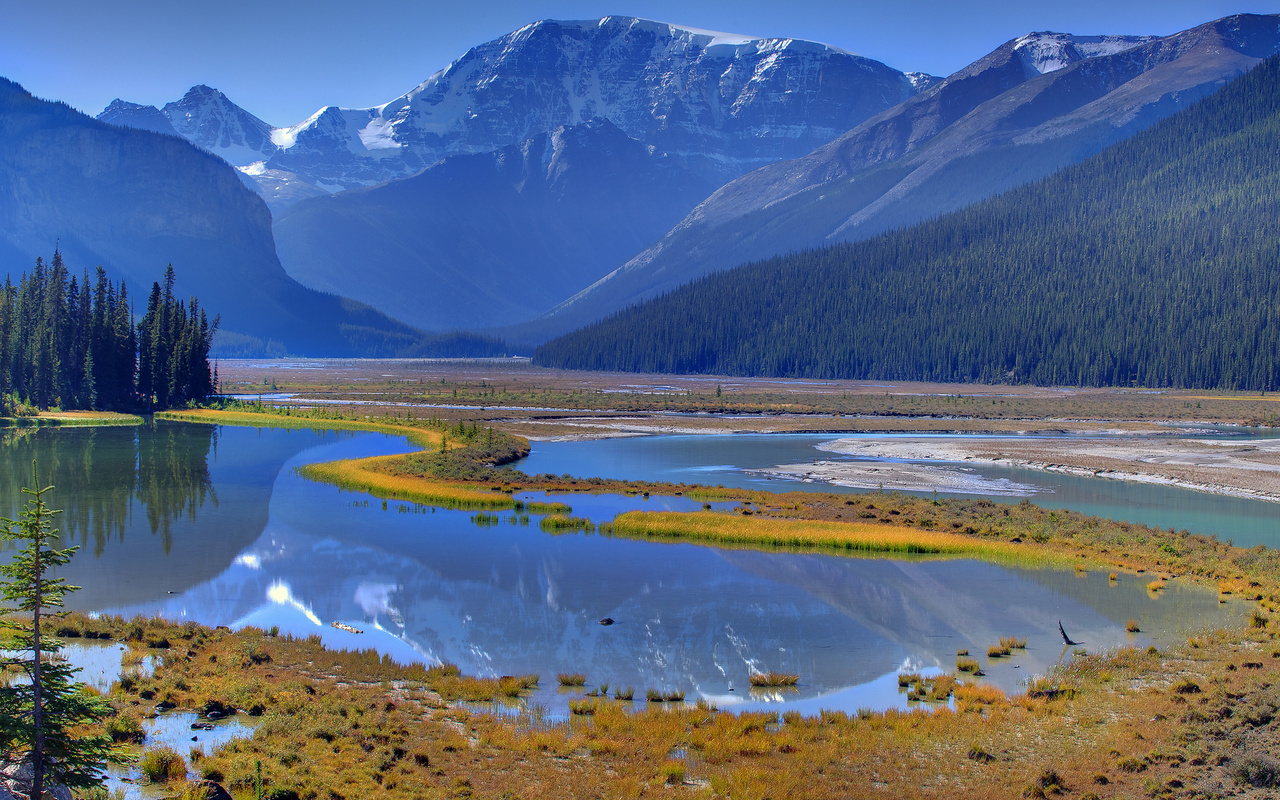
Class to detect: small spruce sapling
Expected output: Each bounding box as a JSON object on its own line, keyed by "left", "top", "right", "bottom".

{"left": 0, "top": 461, "right": 111, "bottom": 796}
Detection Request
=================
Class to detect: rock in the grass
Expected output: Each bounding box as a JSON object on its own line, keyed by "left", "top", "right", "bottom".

{"left": 187, "top": 780, "right": 234, "bottom": 800}
{"left": 0, "top": 753, "right": 74, "bottom": 800}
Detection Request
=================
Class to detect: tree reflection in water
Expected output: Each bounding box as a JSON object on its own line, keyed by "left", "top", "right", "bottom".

{"left": 0, "top": 421, "right": 216, "bottom": 556}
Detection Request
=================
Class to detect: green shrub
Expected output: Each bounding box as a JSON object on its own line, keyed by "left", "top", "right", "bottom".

{"left": 139, "top": 747, "right": 187, "bottom": 783}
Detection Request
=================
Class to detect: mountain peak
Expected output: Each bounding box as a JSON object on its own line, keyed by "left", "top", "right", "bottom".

{"left": 160, "top": 84, "right": 278, "bottom": 165}
{"left": 97, "top": 99, "right": 179, "bottom": 137}
{"left": 1012, "top": 31, "right": 1156, "bottom": 75}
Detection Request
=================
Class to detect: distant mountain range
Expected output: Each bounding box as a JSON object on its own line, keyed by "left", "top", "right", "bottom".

{"left": 101, "top": 17, "right": 936, "bottom": 211}
{"left": 0, "top": 79, "right": 419, "bottom": 357}
{"left": 528, "top": 13, "right": 1280, "bottom": 344}
{"left": 100, "top": 17, "right": 938, "bottom": 333}
{"left": 8, "top": 12, "right": 1276, "bottom": 366}
{"left": 534, "top": 50, "right": 1280, "bottom": 389}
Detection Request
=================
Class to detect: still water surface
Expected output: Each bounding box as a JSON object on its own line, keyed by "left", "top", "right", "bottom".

{"left": 0, "top": 422, "right": 1244, "bottom": 715}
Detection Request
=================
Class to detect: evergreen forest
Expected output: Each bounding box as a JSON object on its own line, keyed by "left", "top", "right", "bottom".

{"left": 0, "top": 254, "right": 217, "bottom": 413}
{"left": 535, "top": 54, "right": 1280, "bottom": 390}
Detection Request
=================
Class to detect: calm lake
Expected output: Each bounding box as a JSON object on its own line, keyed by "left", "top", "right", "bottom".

{"left": 0, "top": 421, "right": 1247, "bottom": 715}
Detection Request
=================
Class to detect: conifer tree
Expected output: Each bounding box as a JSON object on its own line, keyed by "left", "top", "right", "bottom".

{"left": 3, "top": 256, "right": 212, "bottom": 412}
{"left": 0, "top": 462, "right": 111, "bottom": 796}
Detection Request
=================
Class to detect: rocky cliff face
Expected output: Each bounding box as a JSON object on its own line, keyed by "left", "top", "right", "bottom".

{"left": 0, "top": 78, "right": 418, "bottom": 356}
{"left": 101, "top": 16, "right": 936, "bottom": 211}
{"left": 527, "top": 13, "right": 1280, "bottom": 345}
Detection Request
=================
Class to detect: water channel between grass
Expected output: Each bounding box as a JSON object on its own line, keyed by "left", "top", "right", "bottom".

{"left": 0, "top": 422, "right": 1247, "bottom": 735}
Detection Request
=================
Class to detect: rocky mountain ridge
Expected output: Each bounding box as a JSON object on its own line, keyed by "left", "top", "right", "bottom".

{"left": 0, "top": 78, "right": 419, "bottom": 356}
{"left": 100, "top": 16, "right": 938, "bottom": 212}
{"left": 527, "top": 13, "right": 1280, "bottom": 344}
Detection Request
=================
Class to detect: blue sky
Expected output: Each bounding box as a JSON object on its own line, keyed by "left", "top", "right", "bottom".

{"left": 1, "top": 1, "right": 1274, "bottom": 125}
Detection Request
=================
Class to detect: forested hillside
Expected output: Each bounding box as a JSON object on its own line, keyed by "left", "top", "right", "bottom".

{"left": 0, "top": 78, "right": 421, "bottom": 358}
{"left": 1, "top": 255, "right": 215, "bottom": 413}
{"left": 536, "top": 54, "right": 1280, "bottom": 390}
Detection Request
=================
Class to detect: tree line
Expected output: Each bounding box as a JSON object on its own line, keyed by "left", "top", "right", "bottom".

{"left": 1, "top": 254, "right": 217, "bottom": 413}
{"left": 536, "top": 54, "right": 1280, "bottom": 390}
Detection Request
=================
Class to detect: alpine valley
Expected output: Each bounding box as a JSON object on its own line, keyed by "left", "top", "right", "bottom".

{"left": 6, "top": 11, "right": 1279, "bottom": 368}
{"left": 100, "top": 16, "right": 939, "bottom": 333}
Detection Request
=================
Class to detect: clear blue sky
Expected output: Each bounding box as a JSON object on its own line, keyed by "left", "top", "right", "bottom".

{"left": 1, "top": 1, "right": 1274, "bottom": 126}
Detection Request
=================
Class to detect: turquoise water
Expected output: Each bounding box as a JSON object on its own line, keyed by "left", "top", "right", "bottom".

{"left": 517, "top": 433, "right": 1280, "bottom": 547}
{"left": 0, "top": 422, "right": 1244, "bottom": 715}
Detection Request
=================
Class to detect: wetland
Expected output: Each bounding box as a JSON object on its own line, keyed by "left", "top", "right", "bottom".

{"left": 6, "top": 364, "right": 1280, "bottom": 798}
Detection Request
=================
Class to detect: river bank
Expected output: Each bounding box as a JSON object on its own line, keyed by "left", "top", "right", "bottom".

{"left": 751, "top": 436, "right": 1280, "bottom": 504}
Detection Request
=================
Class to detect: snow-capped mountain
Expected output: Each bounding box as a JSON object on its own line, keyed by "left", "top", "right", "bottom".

{"left": 162, "top": 84, "right": 278, "bottom": 165}
{"left": 524, "top": 13, "right": 1280, "bottom": 344}
{"left": 100, "top": 16, "right": 937, "bottom": 210}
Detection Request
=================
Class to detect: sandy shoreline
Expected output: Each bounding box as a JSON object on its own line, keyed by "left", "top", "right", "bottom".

{"left": 752, "top": 436, "right": 1280, "bottom": 503}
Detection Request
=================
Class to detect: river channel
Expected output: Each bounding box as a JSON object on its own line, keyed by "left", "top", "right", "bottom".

{"left": 0, "top": 421, "right": 1247, "bottom": 716}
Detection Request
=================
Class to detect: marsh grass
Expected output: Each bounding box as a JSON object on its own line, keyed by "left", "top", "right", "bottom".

{"left": 139, "top": 747, "right": 187, "bottom": 783}
{"left": 301, "top": 456, "right": 531, "bottom": 511}
{"left": 897, "top": 673, "right": 957, "bottom": 703}
{"left": 557, "top": 673, "right": 586, "bottom": 687}
{"left": 607, "top": 511, "right": 1030, "bottom": 561}
{"left": 68, "top": 607, "right": 1279, "bottom": 800}
{"left": 159, "top": 408, "right": 443, "bottom": 449}
{"left": 5, "top": 410, "right": 143, "bottom": 427}
{"left": 540, "top": 515, "right": 594, "bottom": 534}
{"left": 568, "top": 698, "right": 600, "bottom": 716}
{"left": 749, "top": 672, "right": 800, "bottom": 687}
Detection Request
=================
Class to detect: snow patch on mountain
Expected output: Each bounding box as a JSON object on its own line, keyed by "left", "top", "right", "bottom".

{"left": 1013, "top": 32, "right": 1157, "bottom": 75}
{"left": 161, "top": 85, "right": 279, "bottom": 165}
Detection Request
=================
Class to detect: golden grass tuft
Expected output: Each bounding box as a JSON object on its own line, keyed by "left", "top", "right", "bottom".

{"left": 139, "top": 746, "right": 187, "bottom": 783}
{"left": 605, "top": 511, "right": 1031, "bottom": 560}
{"left": 301, "top": 455, "right": 527, "bottom": 511}
{"left": 749, "top": 672, "right": 800, "bottom": 687}
{"left": 158, "top": 407, "right": 444, "bottom": 449}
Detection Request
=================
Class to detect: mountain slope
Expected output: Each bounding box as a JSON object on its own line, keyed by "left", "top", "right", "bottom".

{"left": 273, "top": 119, "right": 719, "bottom": 331}
{"left": 533, "top": 13, "right": 1280, "bottom": 342}
{"left": 534, "top": 53, "right": 1280, "bottom": 389}
{"left": 101, "top": 16, "right": 936, "bottom": 211}
{"left": 0, "top": 78, "right": 419, "bottom": 356}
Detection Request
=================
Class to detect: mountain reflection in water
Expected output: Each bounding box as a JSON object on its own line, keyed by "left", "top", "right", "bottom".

{"left": 0, "top": 423, "right": 1241, "bottom": 713}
